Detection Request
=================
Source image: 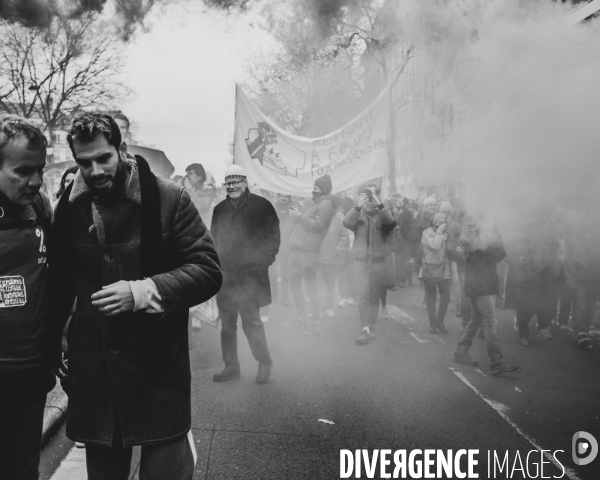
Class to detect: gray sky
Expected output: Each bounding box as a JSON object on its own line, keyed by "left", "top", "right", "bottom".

{"left": 122, "top": 4, "right": 270, "bottom": 181}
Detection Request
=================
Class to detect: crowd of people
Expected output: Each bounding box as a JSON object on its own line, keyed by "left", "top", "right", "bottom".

{"left": 1, "top": 111, "right": 598, "bottom": 479}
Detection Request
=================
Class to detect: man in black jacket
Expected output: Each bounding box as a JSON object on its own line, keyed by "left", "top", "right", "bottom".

{"left": 211, "top": 165, "right": 280, "bottom": 383}
{"left": 0, "top": 115, "right": 56, "bottom": 480}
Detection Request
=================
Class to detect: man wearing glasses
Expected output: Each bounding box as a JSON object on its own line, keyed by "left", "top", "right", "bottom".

{"left": 210, "top": 165, "right": 280, "bottom": 383}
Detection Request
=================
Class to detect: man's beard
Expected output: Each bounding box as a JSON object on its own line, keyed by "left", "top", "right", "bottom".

{"left": 87, "top": 161, "right": 127, "bottom": 203}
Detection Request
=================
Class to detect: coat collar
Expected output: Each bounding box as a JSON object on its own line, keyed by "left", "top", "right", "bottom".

{"left": 68, "top": 157, "right": 141, "bottom": 206}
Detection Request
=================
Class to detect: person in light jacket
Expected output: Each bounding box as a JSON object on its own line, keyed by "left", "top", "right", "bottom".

{"left": 419, "top": 212, "right": 452, "bottom": 334}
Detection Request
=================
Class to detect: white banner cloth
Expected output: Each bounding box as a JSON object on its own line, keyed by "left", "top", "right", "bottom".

{"left": 233, "top": 86, "right": 390, "bottom": 196}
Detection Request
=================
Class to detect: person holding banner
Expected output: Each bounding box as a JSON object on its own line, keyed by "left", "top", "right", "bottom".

{"left": 211, "top": 165, "right": 280, "bottom": 384}
{"left": 283, "top": 174, "right": 339, "bottom": 336}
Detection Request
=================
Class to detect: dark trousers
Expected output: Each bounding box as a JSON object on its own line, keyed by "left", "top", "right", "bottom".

{"left": 319, "top": 264, "right": 339, "bottom": 309}
{"left": 338, "top": 255, "right": 355, "bottom": 299}
{"left": 516, "top": 309, "right": 553, "bottom": 337}
{"left": 394, "top": 242, "right": 412, "bottom": 285}
{"left": 572, "top": 281, "right": 600, "bottom": 335}
{"left": 355, "top": 259, "right": 385, "bottom": 328}
{"left": 380, "top": 287, "right": 387, "bottom": 308}
{"left": 557, "top": 273, "right": 573, "bottom": 325}
{"left": 86, "top": 422, "right": 195, "bottom": 480}
{"left": 289, "top": 249, "right": 320, "bottom": 320}
{"left": 457, "top": 295, "right": 504, "bottom": 366}
{"left": 218, "top": 299, "right": 271, "bottom": 367}
{"left": 271, "top": 248, "right": 290, "bottom": 302}
{"left": 0, "top": 369, "right": 53, "bottom": 480}
{"left": 456, "top": 263, "right": 472, "bottom": 327}
{"left": 423, "top": 279, "right": 451, "bottom": 328}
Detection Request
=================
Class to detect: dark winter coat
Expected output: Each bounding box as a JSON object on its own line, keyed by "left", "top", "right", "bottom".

{"left": 211, "top": 189, "right": 280, "bottom": 308}
{"left": 289, "top": 194, "right": 340, "bottom": 253}
{"left": 344, "top": 206, "right": 396, "bottom": 263}
{"left": 53, "top": 158, "right": 222, "bottom": 447}
{"left": 463, "top": 233, "right": 507, "bottom": 298}
{"left": 505, "top": 228, "right": 560, "bottom": 313}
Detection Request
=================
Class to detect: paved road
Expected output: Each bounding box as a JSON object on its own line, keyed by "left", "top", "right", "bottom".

{"left": 42, "top": 284, "right": 600, "bottom": 479}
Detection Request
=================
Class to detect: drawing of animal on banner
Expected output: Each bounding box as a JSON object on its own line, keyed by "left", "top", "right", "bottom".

{"left": 245, "top": 122, "right": 307, "bottom": 177}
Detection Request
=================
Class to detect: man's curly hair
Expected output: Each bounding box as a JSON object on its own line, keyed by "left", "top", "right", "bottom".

{"left": 0, "top": 114, "right": 47, "bottom": 166}
{"left": 67, "top": 113, "right": 122, "bottom": 157}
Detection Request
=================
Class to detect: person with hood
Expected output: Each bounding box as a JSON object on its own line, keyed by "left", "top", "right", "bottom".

{"left": 564, "top": 215, "right": 600, "bottom": 350}
{"left": 420, "top": 212, "right": 452, "bottom": 334}
{"left": 284, "top": 175, "right": 339, "bottom": 336}
{"left": 344, "top": 188, "right": 396, "bottom": 345}
{"left": 211, "top": 165, "right": 280, "bottom": 382}
{"left": 53, "top": 113, "right": 222, "bottom": 479}
{"left": 453, "top": 214, "right": 518, "bottom": 376}
{"left": 505, "top": 216, "right": 560, "bottom": 346}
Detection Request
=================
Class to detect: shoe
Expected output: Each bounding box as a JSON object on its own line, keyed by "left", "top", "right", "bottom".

{"left": 453, "top": 353, "right": 478, "bottom": 367}
{"left": 282, "top": 317, "right": 306, "bottom": 328}
{"left": 560, "top": 324, "right": 573, "bottom": 333}
{"left": 437, "top": 324, "right": 449, "bottom": 335}
{"left": 347, "top": 297, "right": 355, "bottom": 306}
{"left": 213, "top": 365, "right": 241, "bottom": 382}
{"left": 75, "top": 442, "right": 85, "bottom": 448}
{"left": 338, "top": 298, "right": 348, "bottom": 308}
{"left": 260, "top": 315, "right": 269, "bottom": 323}
{"left": 369, "top": 326, "right": 377, "bottom": 340}
{"left": 381, "top": 307, "right": 390, "bottom": 319}
{"left": 356, "top": 329, "right": 371, "bottom": 345}
{"left": 304, "top": 321, "right": 320, "bottom": 336}
{"left": 325, "top": 308, "right": 336, "bottom": 317}
{"left": 428, "top": 326, "right": 437, "bottom": 335}
{"left": 538, "top": 327, "right": 553, "bottom": 340}
{"left": 490, "top": 363, "right": 519, "bottom": 376}
{"left": 519, "top": 336, "right": 530, "bottom": 347}
{"left": 577, "top": 333, "right": 593, "bottom": 350}
{"left": 256, "top": 361, "right": 272, "bottom": 384}
{"left": 513, "top": 316, "right": 519, "bottom": 333}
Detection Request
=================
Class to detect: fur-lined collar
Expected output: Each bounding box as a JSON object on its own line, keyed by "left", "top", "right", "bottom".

{"left": 68, "top": 157, "right": 141, "bottom": 206}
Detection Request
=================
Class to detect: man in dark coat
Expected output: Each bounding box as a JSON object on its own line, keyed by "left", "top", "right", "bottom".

{"left": 453, "top": 214, "right": 518, "bottom": 376}
{"left": 210, "top": 165, "right": 280, "bottom": 384}
{"left": 0, "top": 115, "right": 56, "bottom": 480}
{"left": 53, "top": 113, "right": 222, "bottom": 480}
{"left": 505, "top": 216, "right": 560, "bottom": 346}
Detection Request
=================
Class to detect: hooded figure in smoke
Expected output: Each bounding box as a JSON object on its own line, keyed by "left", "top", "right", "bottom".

{"left": 453, "top": 213, "right": 519, "bottom": 376}
{"left": 283, "top": 174, "right": 340, "bottom": 335}
{"left": 210, "top": 165, "right": 280, "bottom": 383}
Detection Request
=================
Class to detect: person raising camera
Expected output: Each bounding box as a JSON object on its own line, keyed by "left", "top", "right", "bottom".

{"left": 343, "top": 186, "right": 397, "bottom": 345}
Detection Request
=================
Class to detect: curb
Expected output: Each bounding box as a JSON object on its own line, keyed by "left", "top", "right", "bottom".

{"left": 42, "top": 383, "right": 68, "bottom": 446}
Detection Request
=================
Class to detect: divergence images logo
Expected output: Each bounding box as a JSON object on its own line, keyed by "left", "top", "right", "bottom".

{"left": 572, "top": 431, "right": 598, "bottom": 466}
{"left": 245, "top": 122, "right": 306, "bottom": 177}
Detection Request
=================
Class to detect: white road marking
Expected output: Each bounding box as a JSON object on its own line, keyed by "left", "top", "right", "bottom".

{"left": 49, "top": 447, "right": 87, "bottom": 480}
{"left": 410, "top": 332, "right": 430, "bottom": 343}
{"left": 450, "top": 368, "right": 582, "bottom": 480}
{"left": 431, "top": 335, "right": 446, "bottom": 344}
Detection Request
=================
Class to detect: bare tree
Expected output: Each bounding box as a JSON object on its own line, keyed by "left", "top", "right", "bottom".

{"left": 0, "top": 12, "right": 130, "bottom": 149}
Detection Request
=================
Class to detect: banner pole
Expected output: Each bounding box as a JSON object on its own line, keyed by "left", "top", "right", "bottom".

{"left": 232, "top": 84, "right": 239, "bottom": 165}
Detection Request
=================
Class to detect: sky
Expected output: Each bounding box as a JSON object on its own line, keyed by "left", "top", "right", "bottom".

{"left": 122, "top": 3, "right": 270, "bottom": 181}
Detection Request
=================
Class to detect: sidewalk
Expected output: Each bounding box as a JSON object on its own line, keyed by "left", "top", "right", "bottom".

{"left": 42, "top": 383, "right": 68, "bottom": 445}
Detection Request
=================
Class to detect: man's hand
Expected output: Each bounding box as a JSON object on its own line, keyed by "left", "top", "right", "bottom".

{"left": 437, "top": 223, "right": 447, "bottom": 235}
{"left": 288, "top": 207, "right": 301, "bottom": 219}
{"left": 91, "top": 280, "right": 135, "bottom": 316}
{"left": 357, "top": 193, "right": 369, "bottom": 208}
